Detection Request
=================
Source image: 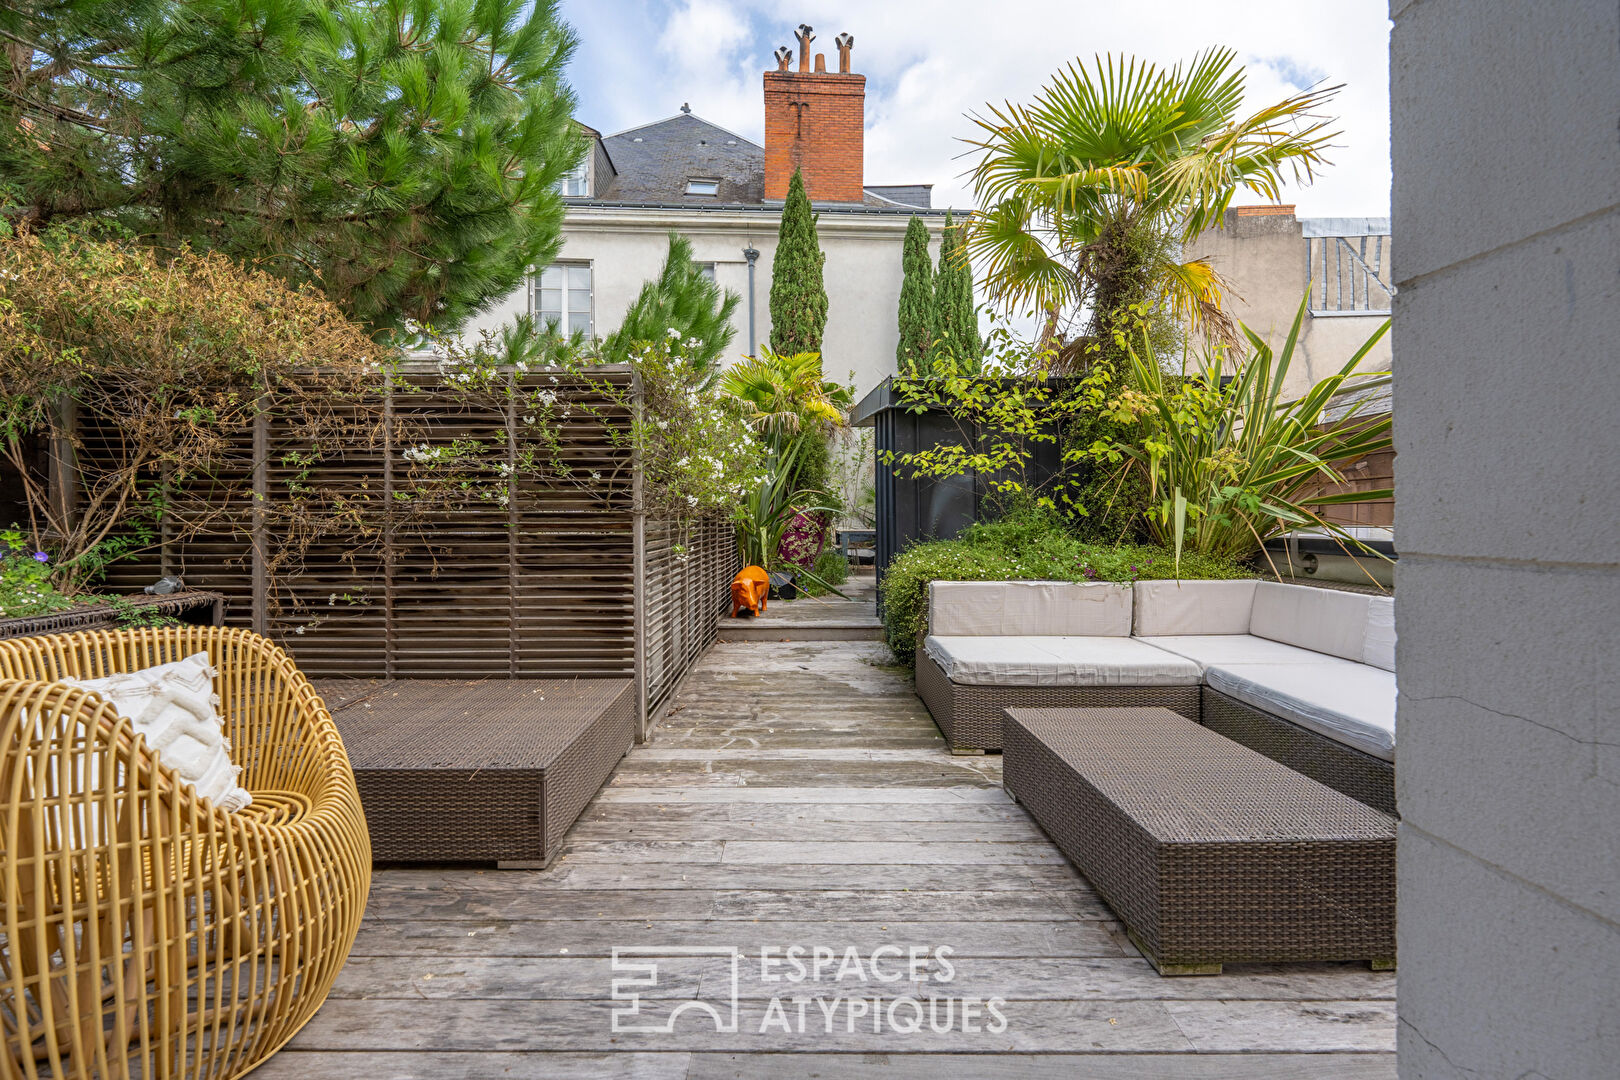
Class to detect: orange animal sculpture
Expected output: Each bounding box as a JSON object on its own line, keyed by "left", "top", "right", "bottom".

{"left": 730, "top": 565, "right": 770, "bottom": 617}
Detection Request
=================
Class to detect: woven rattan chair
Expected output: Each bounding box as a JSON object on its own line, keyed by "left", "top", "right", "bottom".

{"left": 0, "top": 626, "right": 370, "bottom": 1079}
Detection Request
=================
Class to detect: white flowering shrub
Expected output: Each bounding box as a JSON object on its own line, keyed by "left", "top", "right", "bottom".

{"left": 630, "top": 337, "right": 765, "bottom": 515}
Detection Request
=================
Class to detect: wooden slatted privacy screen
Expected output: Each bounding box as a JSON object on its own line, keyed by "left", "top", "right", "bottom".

{"left": 639, "top": 517, "right": 740, "bottom": 724}
{"left": 81, "top": 366, "right": 735, "bottom": 730}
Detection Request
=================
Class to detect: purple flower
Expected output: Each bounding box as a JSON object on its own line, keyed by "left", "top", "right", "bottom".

{"left": 31, "top": 552, "right": 48, "bottom": 563}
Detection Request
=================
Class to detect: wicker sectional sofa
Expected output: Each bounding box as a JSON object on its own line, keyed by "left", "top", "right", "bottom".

{"left": 916, "top": 578, "right": 1397, "bottom": 814}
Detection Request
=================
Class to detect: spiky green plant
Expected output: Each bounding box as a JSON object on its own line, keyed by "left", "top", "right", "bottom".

{"left": 604, "top": 231, "right": 740, "bottom": 377}
{"left": 1100, "top": 294, "right": 1392, "bottom": 572}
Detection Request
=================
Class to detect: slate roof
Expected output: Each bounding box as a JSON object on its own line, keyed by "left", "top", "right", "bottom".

{"left": 584, "top": 111, "right": 934, "bottom": 211}
{"left": 597, "top": 114, "right": 765, "bottom": 205}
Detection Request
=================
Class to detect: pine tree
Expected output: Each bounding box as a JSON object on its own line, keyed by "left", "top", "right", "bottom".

{"left": 0, "top": 0, "right": 582, "bottom": 333}
{"left": 605, "top": 232, "right": 741, "bottom": 376}
{"left": 768, "top": 170, "right": 827, "bottom": 355}
{"left": 895, "top": 215, "right": 934, "bottom": 372}
{"left": 930, "top": 211, "right": 983, "bottom": 369}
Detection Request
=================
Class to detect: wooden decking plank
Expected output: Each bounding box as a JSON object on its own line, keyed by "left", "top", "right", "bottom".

{"left": 349, "top": 919, "right": 1126, "bottom": 959}
{"left": 290, "top": 635, "right": 1397, "bottom": 1073}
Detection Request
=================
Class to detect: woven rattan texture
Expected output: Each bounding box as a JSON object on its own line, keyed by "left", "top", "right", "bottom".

{"left": 320, "top": 678, "right": 635, "bottom": 863}
{"left": 1003, "top": 707, "right": 1394, "bottom": 969}
{"left": 1201, "top": 687, "right": 1397, "bottom": 815}
{"left": 0, "top": 627, "right": 370, "bottom": 1079}
{"left": 0, "top": 591, "right": 224, "bottom": 641}
{"left": 915, "top": 649, "right": 1200, "bottom": 751}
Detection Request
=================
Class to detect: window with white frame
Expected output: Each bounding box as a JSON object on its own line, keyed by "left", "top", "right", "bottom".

{"left": 685, "top": 177, "right": 719, "bottom": 196}
{"left": 557, "top": 159, "right": 589, "bottom": 197}
{"left": 698, "top": 262, "right": 716, "bottom": 283}
{"left": 534, "top": 263, "right": 593, "bottom": 336}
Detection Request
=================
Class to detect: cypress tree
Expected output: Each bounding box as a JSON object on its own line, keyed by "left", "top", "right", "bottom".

{"left": 896, "top": 215, "right": 935, "bottom": 372}
{"left": 0, "top": 0, "right": 582, "bottom": 333}
{"left": 768, "top": 170, "right": 828, "bottom": 355}
{"left": 931, "top": 211, "right": 983, "bottom": 369}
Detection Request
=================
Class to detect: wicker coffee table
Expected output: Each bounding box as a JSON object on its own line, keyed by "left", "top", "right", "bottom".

{"left": 1002, "top": 706, "right": 1395, "bottom": 975}
{"left": 319, "top": 678, "right": 635, "bottom": 867}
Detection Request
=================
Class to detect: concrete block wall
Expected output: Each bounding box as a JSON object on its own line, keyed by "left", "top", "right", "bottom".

{"left": 1390, "top": 1, "right": 1620, "bottom": 1077}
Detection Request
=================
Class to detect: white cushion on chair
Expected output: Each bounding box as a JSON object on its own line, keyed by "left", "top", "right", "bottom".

{"left": 923, "top": 635, "right": 1202, "bottom": 687}
{"left": 1131, "top": 579, "right": 1259, "bottom": 636}
{"left": 928, "top": 580, "right": 1133, "bottom": 637}
{"left": 66, "top": 653, "right": 252, "bottom": 812}
{"left": 1205, "top": 659, "right": 1397, "bottom": 762}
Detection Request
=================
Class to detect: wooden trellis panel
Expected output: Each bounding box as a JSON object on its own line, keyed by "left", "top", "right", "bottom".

{"left": 77, "top": 366, "right": 734, "bottom": 725}
{"left": 638, "top": 516, "right": 739, "bottom": 731}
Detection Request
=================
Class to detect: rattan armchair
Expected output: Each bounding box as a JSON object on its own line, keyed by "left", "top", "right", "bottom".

{"left": 0, "top": 626, "right": 370, "bottom": 1079}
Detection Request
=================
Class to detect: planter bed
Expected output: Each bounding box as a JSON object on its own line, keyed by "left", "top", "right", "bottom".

{"left": 0, "top": 589, "right": 226, "bottom": 640}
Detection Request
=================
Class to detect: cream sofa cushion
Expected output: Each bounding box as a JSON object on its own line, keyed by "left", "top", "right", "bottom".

{"left": 1205, "top": 659, "right": 1397, "bottom": 762}
{"left": 1249, "top": 582, "right": 1375, "bottom": 662}
{"left": 1136, "top": 634, "right": 1333, "bottom": 672}
{"left": 1362, "top": 596, "right": 1397, "bottom": 671}
{"left": 924, "top": 635, "right": 1202, "bottom": 687}
{"left": 66, "top": 653, "right": 252, "bottom": 813}
{"left": 1131, "top": 579, "right": 1259, "bottom": 636}
{"left": 928, "top": 580, "right": 1133, "bottom": 637}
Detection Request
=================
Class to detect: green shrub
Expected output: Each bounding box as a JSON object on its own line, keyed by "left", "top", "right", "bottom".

{"left": 800, "top": 549, "right": 851, "bottom": 597}
{"left": 879, "top": 509, "right": 1249, "bottom": 664}
{"left": 0, "top": 529, "right": 74, "bottom": 619}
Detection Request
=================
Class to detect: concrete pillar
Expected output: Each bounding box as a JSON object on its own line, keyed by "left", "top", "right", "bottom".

{"left": 1390, "top": 1, "right": 1620, "bottom": 1077}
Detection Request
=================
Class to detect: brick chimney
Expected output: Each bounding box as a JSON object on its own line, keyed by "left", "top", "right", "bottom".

{"left": 763, "top": 25, "right": 865, "bottom": 204}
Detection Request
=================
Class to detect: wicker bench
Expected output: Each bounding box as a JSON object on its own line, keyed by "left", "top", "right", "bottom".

{"left": 1002, "top": 706, "right": 1396, "bottom": 975}
{"left": 318, "top": 678, "right": 635, "bottom": 867}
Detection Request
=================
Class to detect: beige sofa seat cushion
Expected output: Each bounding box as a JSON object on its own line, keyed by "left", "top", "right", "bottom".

{"left": 66, "top": 652, "right": 253, "bottom": 812}
{"left": 1249, "top": 582, "right": 1376, "bottom": 662}
{"left": 928, "top": 580, "right": 1133, "bottom": 637}
{"left": 1205, "top": 659, "right": 1397, "bottom": 762}
{"left": 1136, "top": 634, "right": 1334, "bottom": 672}
{"left": 1131, "top": 579, "right": 1259, "bottom": 636}
{"left": 924, "top": 635, "right": 1202, "bottom": 687}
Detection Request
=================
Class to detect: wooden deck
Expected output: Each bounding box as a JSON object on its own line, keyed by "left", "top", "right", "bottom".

{"left": 266, "top": 638, "right": 1396, "bottom": 1078}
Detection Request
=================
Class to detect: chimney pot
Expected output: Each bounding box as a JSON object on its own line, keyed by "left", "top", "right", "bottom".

{"left": 764, "top": 24, "right": 865, "bottom": 203}
{"left": 795, "top": 24, "right": 814, "bottom": 72}
{"left": 773, "top": 46, "right": 792, "bottom": 72}
{"left": 835, "top": 33, "right": 854, "bottom": 74}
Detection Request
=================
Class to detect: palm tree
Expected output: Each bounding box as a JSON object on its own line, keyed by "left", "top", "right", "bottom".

{"left": 964, "top": 49, "right": 1339, "bottom": 369}
{"left": 719, "top": 348, "right": 850, "bottom": 452}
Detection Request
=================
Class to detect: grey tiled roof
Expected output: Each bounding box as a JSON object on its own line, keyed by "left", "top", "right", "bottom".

{"left": 597, "top": 114, "right": 764, "bottom": 205}
{"left": 864, "top": 185, "right": 932, "bottom": 209}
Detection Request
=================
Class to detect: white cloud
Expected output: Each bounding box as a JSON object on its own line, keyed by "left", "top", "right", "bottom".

{"left": 561, "top": 0, "right": 1392, "bottom": 215}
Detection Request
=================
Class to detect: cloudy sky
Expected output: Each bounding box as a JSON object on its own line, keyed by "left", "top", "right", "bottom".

{"left": 557, "top": 0, "right": 1393, "bottom": 218}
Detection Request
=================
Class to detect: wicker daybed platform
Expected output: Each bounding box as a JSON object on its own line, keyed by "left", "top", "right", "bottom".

{"left": 317, "top": 677, "right": 635, "bottom": 867}
{"left": 1003, "top": 706, "right": 1396, "bottom": 975}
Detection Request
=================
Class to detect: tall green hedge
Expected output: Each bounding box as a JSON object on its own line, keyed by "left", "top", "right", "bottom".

{"left": 895, "top": 215, "right": 934, "bottom": 371}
